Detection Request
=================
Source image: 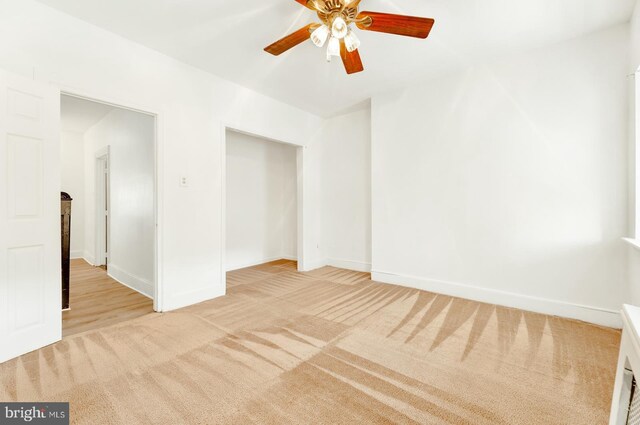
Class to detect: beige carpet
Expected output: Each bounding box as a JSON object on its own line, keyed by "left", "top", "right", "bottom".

{"left": 0, "top": 260, "right": 620, "bottom": 424}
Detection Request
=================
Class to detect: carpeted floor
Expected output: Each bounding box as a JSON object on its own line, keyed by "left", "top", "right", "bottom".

{"left": 0, "top": 260, "right": 621, "bottom": 424}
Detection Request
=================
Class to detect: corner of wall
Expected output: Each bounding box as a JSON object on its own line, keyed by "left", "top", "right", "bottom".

{"left": 108, "top": 264, "right": 154, "bottom": 299}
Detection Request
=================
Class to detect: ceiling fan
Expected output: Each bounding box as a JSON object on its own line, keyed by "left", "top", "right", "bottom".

{"left": 264, "top": 0, "right": 435, "bottom": 75}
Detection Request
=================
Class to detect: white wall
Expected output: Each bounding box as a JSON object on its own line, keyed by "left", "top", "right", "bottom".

{"left": 299, "top": 130, "right": 325, "bottom": 271}
{"left": 631, "top": 1, "right": 640, "bottom": 75}
{"left": 0, "top": 0, "right": 323, "bottom": 311}
{"left": 2, "top": 0, "right": 630, "bottom": 329}
{"left": 282, "top": 143, "right": 298, "bottom": 261}
{"left": 371, "top": 25, "right": 630, "bottom": 327}
{"left": 297, "top": 106, "right": 372, "bottom": 272}
{"left": 84, "top": 108, "right": 155, "bottom": 297}
{"left": 627, "top": 0, "right": 640, "bottom": 306}
{"left": 225, "top": 131, "right": 297, "bottom": 270}
{"left": 321, "top": 108, "right": 372, "bottom": 271}
{"left": 60, "top": 130, "right": 85, "bottom": 259}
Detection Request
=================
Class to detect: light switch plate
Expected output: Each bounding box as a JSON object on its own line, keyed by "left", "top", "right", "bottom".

{"left": 180, "top": 176, "right": 189, "bottom": 187}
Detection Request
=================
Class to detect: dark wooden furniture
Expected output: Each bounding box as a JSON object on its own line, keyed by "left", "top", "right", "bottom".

{"left": 61, "top": 192, "right": 72, "bottom": 310}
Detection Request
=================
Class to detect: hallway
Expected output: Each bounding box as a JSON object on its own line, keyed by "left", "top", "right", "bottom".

{"left": 63, "top": 259, "right": 155, "bottom": 336}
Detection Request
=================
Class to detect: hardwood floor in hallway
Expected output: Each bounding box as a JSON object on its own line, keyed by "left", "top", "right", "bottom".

{"left": 63, "top": 259, "right": 155, "bottom": 337}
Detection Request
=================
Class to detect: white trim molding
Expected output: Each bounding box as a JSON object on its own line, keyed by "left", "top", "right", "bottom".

{"left": 371, "top": 270, "right": 621, "bottom": 328}
{"left": 226, "top": 256, "right": 298, "bottom": 272}
{"left": 82, "top": 251, "right": 95, "bottom": 266}
{"left": 108, "top": 264, "right": 153, "bottom": 299}
{"left": 94, "top": 147, "right": 110, "bottom": 268}
{"left": 327, "top": 258, "right": 371, "bottom": 272}
{"left": 609, "top": 305, "right": 640, "bottom": 424}
{"left": 624, "top": 238, "right": 640, "bottom": 251}
{"left": 298, "top": 258, "right": 327, "bottom": 272}
{"left": 162, "top": 286, "right": 225, "bottom": 312}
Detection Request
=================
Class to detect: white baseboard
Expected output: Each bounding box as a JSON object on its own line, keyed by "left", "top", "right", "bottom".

{"left": 108, "top": 264, "right": 153, "bottom": 299}
{"left": 372, "top": 270, "right": 621, "bottom": 329}
{"left": 161, "top": 286, "right": 225, "bottom": 312}
{"left": 327, "top": 258, "right": 371, "bottom": 272}
{"left": 82, "top": 251, "right": 95, "bottom": 266}
{"left": 298, "top": 258, "right": 327, "bottom": 272}
{"left": 70, "top": 250, "right": 84, "bottom": 260}
{"left": 226, "top": 255, "right": 298, "bottom": 272}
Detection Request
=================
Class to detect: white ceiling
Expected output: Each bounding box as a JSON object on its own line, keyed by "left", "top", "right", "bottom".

{"left": 61, "top": 95, "right": 114, "bottom": 133}
{"left": 41, "top": 0, "right": 635, "bottom": 117}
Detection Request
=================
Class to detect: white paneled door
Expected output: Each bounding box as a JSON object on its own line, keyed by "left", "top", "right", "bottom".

{"left": 0, "top": 71, "right": 61, "bottom": 363}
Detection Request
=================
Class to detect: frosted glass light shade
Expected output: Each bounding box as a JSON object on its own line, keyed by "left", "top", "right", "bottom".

{"left": 311, "top": 25, "right": 330, "bottom": 47}
{"left": 326, "top": 36, "right": 340, "bottom": 62}
{"left": 344, "top": 29, "right": 360, "bottom": 53}
{"left": 331, "top": 17, "right": 348, "bottom": 39}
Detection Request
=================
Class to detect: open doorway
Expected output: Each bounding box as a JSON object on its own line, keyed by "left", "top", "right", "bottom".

{"left": 94, "top": 148, "right": 109, "bottom": 270}
{"left": 224, "top": 129, "right": 300, "bottom": 291}
{"left": 60, "top": 94, "right": 156, "bottom": 336}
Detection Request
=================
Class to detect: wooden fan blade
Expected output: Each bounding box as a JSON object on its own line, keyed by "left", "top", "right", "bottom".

{"left": 356, "top": 11, "right": 435, "bottom": 39}
{"left": 264, "top": 24, "right": 314, "bottom": 56}
{"left": 295, "top": 0, "right": 316, "bottom": 10}
{"left": 340, "top": 40, "right": 364, "bottom": 75}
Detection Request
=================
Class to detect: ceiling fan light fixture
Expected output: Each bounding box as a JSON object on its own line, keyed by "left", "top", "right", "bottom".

{"left": 344, "top": 29, "right": 360, "bottom": 53}
{"left": 263, "top": 0, "right": 435, "bottom": 75}
{"left": 331, "top": 16, "right": 348, "bottom": 39}
{"left": 326, "top": 36, "right": 340, "bottom": 61}
{"left": 311, "top": 24, "right": 330, "bottom": 47}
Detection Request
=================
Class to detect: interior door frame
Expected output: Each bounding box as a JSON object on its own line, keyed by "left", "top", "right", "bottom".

{"left": 60, "top": 89, "right": 163, "bottom": 312}
{"left": 94, "top": 146, "right": 110, "bottom": 268}
{"left": 220, "top": 125, "right": 306, "bottom": 290}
